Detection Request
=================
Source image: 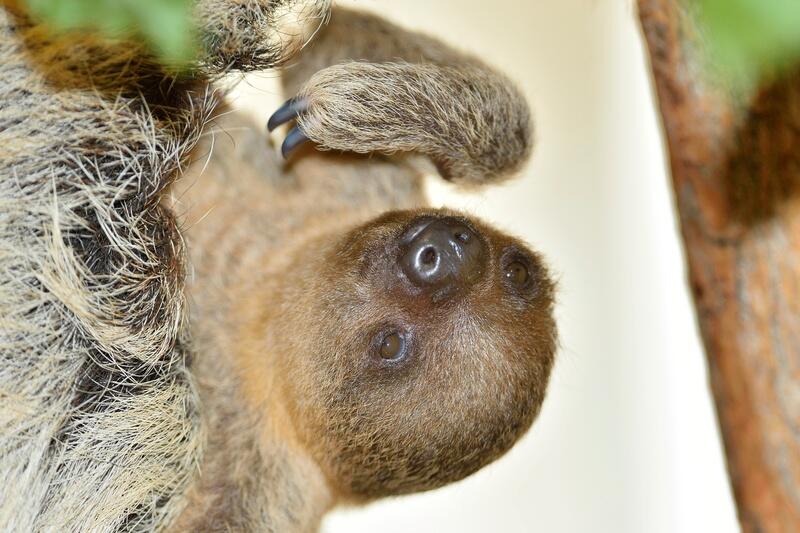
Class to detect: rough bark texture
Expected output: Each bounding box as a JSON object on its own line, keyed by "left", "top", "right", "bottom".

{"left": 638, "top": 1, "right": 800, "bottom": 531}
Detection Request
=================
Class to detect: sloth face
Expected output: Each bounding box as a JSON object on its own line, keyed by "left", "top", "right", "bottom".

{"left": 271, "top": 209, "right": 557, "bottom": 498}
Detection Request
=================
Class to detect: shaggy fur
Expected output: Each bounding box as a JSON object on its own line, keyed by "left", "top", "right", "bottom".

{"left": 1, "top": 2, "right": 554, "bottom": 532}
{"left": 171, "top": 7, "right": 554, "bottom": 531}
{"left": 0, "top": 0, "right": 328, "bottom": 531}
{"left": 284, "top": 8, "right": 532, "bottom": 184}
{"left": 197, "top": 0, "right": 331, "bottom": 72}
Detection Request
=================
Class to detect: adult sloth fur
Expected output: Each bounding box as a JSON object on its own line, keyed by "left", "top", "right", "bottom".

{"left": 0, "top": 1, "right": 329, "bottom": 530}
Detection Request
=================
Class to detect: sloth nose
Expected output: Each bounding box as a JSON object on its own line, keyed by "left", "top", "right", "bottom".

{"left": 400, "top": 217, "right": 487, "bottom": 291}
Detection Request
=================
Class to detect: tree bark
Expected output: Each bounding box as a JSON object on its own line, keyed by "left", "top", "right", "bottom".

{"left": 637, "top": 1, "right": 800, "bottom": 531}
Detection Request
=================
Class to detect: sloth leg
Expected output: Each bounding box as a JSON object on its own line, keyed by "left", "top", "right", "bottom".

{"left": 270, "top": 7, "right": 533, "bottom": 186}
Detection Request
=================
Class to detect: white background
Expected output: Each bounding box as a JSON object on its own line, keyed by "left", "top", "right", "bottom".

{"left": 230, "top": 0, "right": 741, "bottom": 531}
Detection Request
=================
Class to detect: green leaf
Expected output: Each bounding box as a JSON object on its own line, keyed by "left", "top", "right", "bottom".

{"left": 697, "top": 0, "right": 800, "bottom": 86}
{"left": 22, "top": 0, "right": 196, "bottom": 64}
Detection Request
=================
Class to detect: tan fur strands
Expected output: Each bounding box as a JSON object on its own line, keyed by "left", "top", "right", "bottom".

{"left": 197, "top": 0, "right": 331, "bottom": 72}
{"left": 298, "top": 62, "right": 532, "bottom": 184}
{"left": 2, "top": 2, "right": 554, "bottom": 532}
{"left": 0, "top": 0, "right": 330, "bottom": 530}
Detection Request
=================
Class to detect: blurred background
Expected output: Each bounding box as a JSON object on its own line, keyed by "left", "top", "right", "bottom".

{"left": 225, "top": 0, "right": 741, "bottom": 531}
{"left": 223, "top": 0, "right": 738, "bottom": 533}
{"left": 228, "top": 0, "right": 738, "bottom": 533}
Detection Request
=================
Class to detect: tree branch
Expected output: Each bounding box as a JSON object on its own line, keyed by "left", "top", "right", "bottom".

{"left": 638, "top": 1, "right": 800, "bottom": 531}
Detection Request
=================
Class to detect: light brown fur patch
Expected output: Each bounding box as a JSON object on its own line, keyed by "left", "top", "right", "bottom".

{"left": 2, "top": 2, "right": 555, "bottom": 531}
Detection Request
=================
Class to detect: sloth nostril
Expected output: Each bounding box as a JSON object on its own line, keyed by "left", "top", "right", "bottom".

{"left": 420, "top": 247, "right": 437, "bottom": 266}
{"left": 454, "top": 230, "right": 470, "bottom": 243}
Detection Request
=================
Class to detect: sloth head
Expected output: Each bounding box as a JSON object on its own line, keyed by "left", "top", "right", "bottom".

{"left": 244, "top": 208, "right": 556, "bottom": 500}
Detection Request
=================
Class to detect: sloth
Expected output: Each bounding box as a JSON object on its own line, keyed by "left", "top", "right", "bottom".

{"left": 0, "top": 1, "right": 556, "bottom": 532}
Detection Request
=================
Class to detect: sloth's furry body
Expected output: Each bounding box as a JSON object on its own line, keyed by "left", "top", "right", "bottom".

{"left": 0, "top": 2, "right": 555, "bottom": 531}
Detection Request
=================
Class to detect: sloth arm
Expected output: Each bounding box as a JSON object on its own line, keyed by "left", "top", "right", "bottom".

{"left": 271, "top": 7, "right": 534, "bottom": 186}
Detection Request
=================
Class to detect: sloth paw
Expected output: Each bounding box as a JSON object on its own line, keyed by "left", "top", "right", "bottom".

{"left": 267, "top": 61, "right": 532, "bottom": 185}
{"left": 266, "top": 62, "right": 414, "bottom": 161}
{"left": 267, "top": 97, "right": 312, "bottom": 159}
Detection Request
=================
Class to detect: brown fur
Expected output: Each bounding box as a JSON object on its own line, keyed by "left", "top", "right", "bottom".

{"left": 0, "top": 1, "right": 328, "bottom": 531}
{"left": 285, "top": 8, "right": 533, "bottom": 185}
{"left": 170, "top": 7, "right": 555, "bottom": 531}
{"left": 1, "top": 2, "right": 555, "bottom": 531}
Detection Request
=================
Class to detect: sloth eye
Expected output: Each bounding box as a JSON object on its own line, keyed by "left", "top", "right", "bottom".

{"left": 504, "top": 260, "right": 529, "bottom": 287}
{"left": 379, "top": 332, "right": 406, "bottom": 360}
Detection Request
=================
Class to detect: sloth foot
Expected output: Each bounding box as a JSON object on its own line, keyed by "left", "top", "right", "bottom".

{"left": 267, "top": 97, "right": 312, "bottom": 159}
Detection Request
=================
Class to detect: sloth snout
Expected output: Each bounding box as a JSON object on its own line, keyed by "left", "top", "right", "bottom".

{"left": 400, "top": 216, "right": 487, "bottom": 292}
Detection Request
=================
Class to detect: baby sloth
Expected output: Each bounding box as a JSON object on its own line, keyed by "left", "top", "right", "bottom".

{"left": 172, "top": 6, "right": 557, "bottom": 531}
{"left": 0, "top": 0, "right": 555, "bottom": 530}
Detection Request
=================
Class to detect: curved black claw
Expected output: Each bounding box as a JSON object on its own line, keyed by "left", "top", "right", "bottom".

{"left": 267, "top": 96, "right": 309, "bottom": 132}
{"left": 281, "top": 126, "right": 310, "bottom": 159}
